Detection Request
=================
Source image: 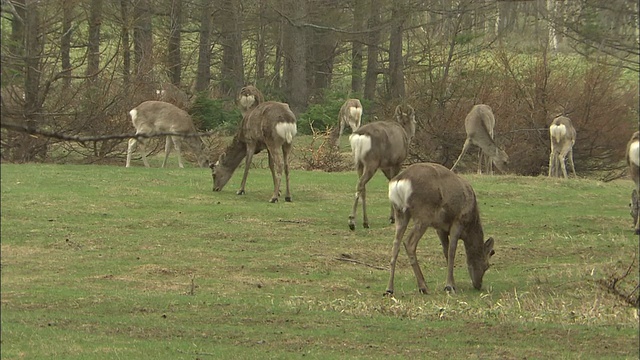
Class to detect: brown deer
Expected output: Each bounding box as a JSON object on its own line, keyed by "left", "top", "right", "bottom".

{"left": 211, "top": 101, "right": 297, "bottom": 203}
{"left": 626, "top": 131, "right": 639, "bottom": 234}
{"left": 331, "top": 99, "right": 363, "bottom": 148}
{"left": 386, "top": 162, "right": 495, "bottom": 295}
{"left": 548, "top": 116, "right": 577, "bottom": 178}
{"left": 125, "top": 101, "right": 209, "bottom": 168}
{"left": 156, "top": 83, "right": 191, "bottom": 110}
{"left": 450, "top": 104, "right": 509, "bottom": 174}
{"left": 348, "top": 104, "right": 416, "bottom": 230}
{"left": 238, "top": 85, "right": 265, "bottom": 117}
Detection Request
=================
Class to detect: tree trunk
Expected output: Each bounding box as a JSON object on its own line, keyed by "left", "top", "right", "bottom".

{"left": 167, "top": 0, "right": 182, "bottom": 86}
{"left": 86, "top": 0, "right": 102, "bottom": 79}
{"left": 364, "top": 0, "right": 381, "bottom": 101}
{"left": 255, "top": 1, "right": 267, "bottom": 82}
{"left": 61, "top": 0, "right": 72, "bottom": 88}
{"left": 219, "top": 0, "right": 245, "bottom": 97}
{"left": 388, "top": 0, "right": 406, "bottom": 100}
{"left": 133, "top": 0, "right": 154, "bottom": 99}
{"left": 120, "top": 0, "right": 131, "bottom": 87}
{"left": 351, "top": 0, "right": 366, "bottom": 95}
{"left": 194, "top": 0, "right": 212, "bottom": 94}
{"left": 282, "top": 0, "right": 307, "bottom": 113}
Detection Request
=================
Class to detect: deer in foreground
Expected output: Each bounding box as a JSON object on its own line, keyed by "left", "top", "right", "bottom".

{"left": 626, "top": 131, "right": 639, "bottom": 234}
{"left": 238, "top": 85, "right": 265, "bottom": 117}
{"left": 450, "top": 104, "right": 509, "bottom": 175}
{"left": 348, "top": 104, "right": 416, "bottom": 230}
{"left": 125, "top": 101, "right": 209, "bottom": 168}
{"left": 386, "top": 162, "right": 495, "bottom": 295}
{"left": 548, "top": 115, "right": 577, "bottom": 178}
{"left": 331, "top": 99, "right": 363, "bottom": 148}
{"left": 211, "top": 101, "right": 297, "bottom": 203}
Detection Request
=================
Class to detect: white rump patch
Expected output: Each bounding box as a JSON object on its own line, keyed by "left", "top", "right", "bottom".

{"left": 550, "top": 124, "right": 567, "bottom": 143}
{"left": 129, "top": 109, "right": 138, "bottom": 121}
{"left": 388, "top": 179, "right": 412, "bottom": 212}
{"left": 349, "top": 106, "right": 362, "bottom": 119}
{"left": 349, "top": 134, "right": 371, "bottom": 164}
{"left": 630, "top": 140, "right": 640, "bottom": 167}
{"left": 275, "top": 122, "right": 297, "bottom": 144}
{"left": 239, "top": 95, "right": 255, "bottom": 108}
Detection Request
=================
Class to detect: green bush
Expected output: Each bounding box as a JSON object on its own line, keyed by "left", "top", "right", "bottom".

{"left": 189, "top": 94, "right": 241, "bottom": 133}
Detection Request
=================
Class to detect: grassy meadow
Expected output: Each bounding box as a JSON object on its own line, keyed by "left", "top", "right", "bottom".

{"left": 1, "top": 155, "right": 639, "bottom": 359}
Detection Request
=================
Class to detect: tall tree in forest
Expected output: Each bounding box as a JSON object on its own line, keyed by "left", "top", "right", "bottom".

{"left": 282, "top": 0, "right": 308, "bottom": 112}
{"left": 133, "top": 0, "right": 154, "bottom": 97}
{"left": 194, "top": 0, "right": 212, "bottom": 93}
{"left": 219, "top": 0, "right": 244, "bottom": 96}
{"left": 388, "top": 0, "right": 406, "bottom": 99}
{"left": 86, "top": 0, "right": 102, "bottom": 80}
{"left": 351, "top": 0, "right": 367, "bottom": 94}
{"left": 61, "top": 0, "right": 73, "bottom": 88}
{"left": 306, "top": 1, "right": 340, "bottom": 99}
{"left": 255, "top": 1, "right": 268, "bottom": 83}
{"left": 167, "top": 0, "right": 182, "bottom": 86}
{"left": 364, "top": 0, "right": 382, "bottom": 101}
{"left": 120, "top": 0, "right": 131, "bottom": 86}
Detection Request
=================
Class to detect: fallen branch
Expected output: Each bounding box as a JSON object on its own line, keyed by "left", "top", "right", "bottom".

{"left": 334, "top": 254, "right": 388, "bottom": 271}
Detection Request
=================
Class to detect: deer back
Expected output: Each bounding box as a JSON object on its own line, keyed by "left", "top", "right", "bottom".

{"left": 131, "top": 101, "right": 197, "bottom": 134}
{"left": 339, "top": 99, "right": 363, "bottom": 130}
{"left": 465, "top": 105, "right": 496, "bottom": 144}
{"left": 156, "top": 83, "right": 191, "bottom": 110}
{"left": 391, "top": 163, "right": 482, "bottom": 237}
{"left": 550, "top": 116, "right": 576, "bottom": 145}
{"left": 239, "top": 101, "right": 297, "bottom": 145}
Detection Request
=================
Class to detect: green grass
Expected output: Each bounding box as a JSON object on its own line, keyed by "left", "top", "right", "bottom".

{"left": 1, "top": 162, "right": 638, "bottom": 359}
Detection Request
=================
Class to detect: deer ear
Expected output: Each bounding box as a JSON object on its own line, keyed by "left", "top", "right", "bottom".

{"left": 485, "top": 237, "right": 495, "bottom": 257}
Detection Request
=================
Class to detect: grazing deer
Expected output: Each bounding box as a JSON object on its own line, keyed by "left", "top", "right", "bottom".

{"left": 348, "top": 104, "right": 416, "bottom": 230}
{"left": 331, "top": 99, "right": 363, "bottom": 147}
{"left": 238, "top": 85, "right": 265, "bottom": 117}
{"left": 626, "top": 131, "right": 639, "bottom": 234}
{"left": 211, "top": 101, "right": 297, "bottom": 203}
{"left": 125, "top": 101, "right": 209, "bottom": 168}
{"left": 386, "top": 162, "right": 495, "bottom": 295}
{"left": 450, "top": 104, "right": 509, "bottom": 175}
{"left": 548, "top": 116, "right": 577, "bottom": 178}
{"left": 156, "top": 83, "right": 191, "bottom": 110}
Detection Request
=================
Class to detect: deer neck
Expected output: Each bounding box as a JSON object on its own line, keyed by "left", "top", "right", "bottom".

{"left": 220, "top": 136, "right": 247, "bottom": 170}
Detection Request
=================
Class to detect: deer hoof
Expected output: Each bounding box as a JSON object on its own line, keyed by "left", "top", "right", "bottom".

{"left": 419, "top": 287, "right": 428, "bottom": 294}
{"left": 236, "top": 190, "right": 245, "bottom": 195}
{"left": 444, "top": 285, "right": 456, "bottom": 294}
{"left": 635, "top": 228, "right": 640, "bottom": 235}
{"left": 269, "top": 197, "right": 278, "bottom": 203}
{"left": 285, "top": 196, "right": 292, "bottom": 202}
{"left": 383, "top": 290, "right": 394, "bottom": 297}
{"left": 363, "top": 223, "right": 370, "bottom": 229}
{"left": 389, "top": 217, "right": 395, "bottom": 224}
{"left": 348, "top": 223, "right": 355, "bottom": 231}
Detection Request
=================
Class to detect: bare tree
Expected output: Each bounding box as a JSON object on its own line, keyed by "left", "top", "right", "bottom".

{"left": 194, "top": 0, "right": 212, "bottom": 93}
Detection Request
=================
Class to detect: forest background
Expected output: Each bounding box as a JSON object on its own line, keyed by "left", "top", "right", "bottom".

{"left": 1, "top": 0, "right": 638, "bottom": 177}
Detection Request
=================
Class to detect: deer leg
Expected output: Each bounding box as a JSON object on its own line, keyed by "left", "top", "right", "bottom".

{"left": 237, "top": 145, "right": 256, "bottom": 195}
{"left": 126, "top": 138, "right": 137, "bottom": 167}
{"left": 451, "top": 138, "right": 472, "bottom": 172}
{"left": 476, "top": 149, "right": 483, "bottom": 175}
{"left": 548, "top": 150, "right": 555, "bottom": 177}
{"left": 282, "top": 142, "right": 293, "bottom": 202}
{"left": 445, "top": 228, "right": 462, "bottom": 293}
{"left": 349, "top": 164, "right": 376, "bottom": 230}
{"left": 403, "top": 220, "right": 430, "bottom": 294}
{"left": 567, "top": 148, "right": 576, "bottom": 177}
{"left": 137, "top": 138, "right": 151, "bottom": 168}
{"left": 268, "top": 148, "right": 284, "bottom": 203}
{"left": 386, "top": 208, "right": 410, "bottom": 296}
{"left": 559, "top": 152, "right": 569, "bottom": 179}
{"left": 632, "top": 189, "right": 640, "bottom": 234}
{"left": 381, "top": 166, "right": 402, "bottom": 224}
{"left": 436, "top": 229, "right": 450, "bottom": 261}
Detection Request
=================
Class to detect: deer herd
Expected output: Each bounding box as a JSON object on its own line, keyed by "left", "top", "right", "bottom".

{"left": 124, "top": 84, "right": 639, "bottom": 295}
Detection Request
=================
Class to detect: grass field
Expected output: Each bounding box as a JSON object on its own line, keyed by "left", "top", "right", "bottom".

{"left": 1, "top": 159, "right": 638, "bottom": 359}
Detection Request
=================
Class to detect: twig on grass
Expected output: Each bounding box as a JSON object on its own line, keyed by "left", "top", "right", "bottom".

{"left": 334, "top": 254, "right": 388, "bottom": 271}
